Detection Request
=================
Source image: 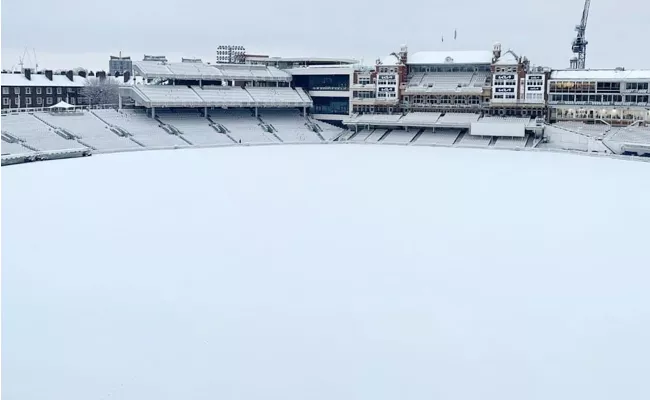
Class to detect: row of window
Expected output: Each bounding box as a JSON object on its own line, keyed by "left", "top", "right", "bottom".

{"left": 2, "top": 96, "right": 79, "bottom": 106}
{"left": 410, "top": 65, "right": 491, "bottom": 73}
{"left": 2, "top": 87, "right": 79, "bottom": 95}
{"left": 494, "top": 81, "right": 516, "bottom": 86}
{"left": 548, "top": 81, "right": 638, "bottom": 93}
{"left": 495, "top": 67, "right": 517, "bottom": 73}
{"left": 549, "top": 94, "right": 650, "bottom": 103}
{"left": 625, "top": 82, "right": 649, "bottom": 90}
{"left": 377, "top": 93, "right": 397, "bottom": 98}
{"left": 405, "top": 95, "right": 482, "bottom": 105}
{"left": 493, "top": 94, "right": 516, "bottom": 99}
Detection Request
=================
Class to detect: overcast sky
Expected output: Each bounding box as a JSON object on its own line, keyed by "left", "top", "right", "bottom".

{"left": 2, "top": 0, "right": 649, "bottom": 71}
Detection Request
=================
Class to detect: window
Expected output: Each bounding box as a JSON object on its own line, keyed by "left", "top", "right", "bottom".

{"left": 46, "top": 97, "right": 53, "bottom": 105}
{"left": 37, "top": 97, "right": 43, "bottom": 105}
{"left": 14, "top": 97, "right": 20, "bottom": 105}
{"left": 2, "top": 98, "right": 9, "bottom": 105}
{"left": 25, "top": 98, "right": 32, "bottom": 105}
{"left": 36, "top": 87, "right": 42, "bottom": 94}
{"left": 46, "top": 87, "right": 53, "bottom": 94}
{"left": 2, "top": 87, "right": 8, "bottom": 94}
{"left": 56, "top": 88, "right": 62, "bottom": 95}
{"left": 70, "top": 98, "right": 76, "bottom": 105}
{"left": 57, "top": 97, "right": 62, "bottom": 103}
{"left": 14, "top": 87, "right": 20, "bottom": 94}
{"left": 25, "top": 87, "right": 31, "bottom": 94}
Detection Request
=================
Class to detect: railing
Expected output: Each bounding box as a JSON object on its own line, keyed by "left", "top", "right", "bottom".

{"left": 1, "top": 104, "right": 119, "bottom": 116}
{"left": 4, "top": 136, "right": 650, "bottom": 167}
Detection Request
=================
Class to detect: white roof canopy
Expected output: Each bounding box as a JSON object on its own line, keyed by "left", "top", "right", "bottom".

{"left": 408, "top": 51, "right": 493, "bottom": 65}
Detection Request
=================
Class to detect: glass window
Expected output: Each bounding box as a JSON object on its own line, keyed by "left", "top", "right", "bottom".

{"left": 25, "top": 87, "right": 31, "bottom": 94}
{"left": 46, "top": 87, "right": 53, "bottom": 94}
{"left": 2, "top": 87, "right": 9, "bottom": 94}
{"left": 56, "top": 88, "right": 62, "bottom": 94}
{"left": 25, "top": 98, "right": 32, "bottom": 105}
{"left": 2, "top": 98, "right": 9, "bottom": 105}
{"left": 37, "top": 97, "right": 43, "bottom": 105}
{"left": 36, "top": 87, "right": 42, "bottom": 94}
{"left": 14, "top": 87, "right": 20, "bottom": 94}
{"left": 47, "top": 97, "right": 53, "bottom": 105}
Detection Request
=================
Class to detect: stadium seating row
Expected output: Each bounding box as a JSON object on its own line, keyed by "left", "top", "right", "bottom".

{"left": 127, "top": 86, "right": 312, "bottom": 108}
{"left": 1, "top": 108, "right": 329, "bottom": 155}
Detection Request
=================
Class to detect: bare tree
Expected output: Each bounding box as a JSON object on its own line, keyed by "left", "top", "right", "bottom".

{"left": 80, "top": 77, "right": 120, "bottom": 106}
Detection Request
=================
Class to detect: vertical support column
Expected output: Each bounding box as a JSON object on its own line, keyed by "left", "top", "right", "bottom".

{"left": 151, "top": 106, "right": 156, "bottom": 119}
{"left": 204, "top": 106, "right": 208, "bottom": 118}
{"left": 118, "top": 93, "right": 122, "bottom": 110}
{"left": 199, "top": 79, "right": 202, "bottom": 88}
{"left": 303, "top": 107, "right": 306, "bottom": 117}
{"left": 255, "top": 107, "right": 258, "bottom": 118}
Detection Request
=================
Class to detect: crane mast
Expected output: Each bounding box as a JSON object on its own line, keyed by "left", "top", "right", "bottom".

{"left": 570, "top": 0, "right": 591, "bottom": 69}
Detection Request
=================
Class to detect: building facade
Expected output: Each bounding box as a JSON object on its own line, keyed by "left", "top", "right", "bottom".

{"left": 1, "top": 70, "right": 86, "bottom": 109}
{"left": 109, "top": 55, "right": 133, "bottom": 76}
{"left": 547, "top": 69, "right": 650, "bottom": 124}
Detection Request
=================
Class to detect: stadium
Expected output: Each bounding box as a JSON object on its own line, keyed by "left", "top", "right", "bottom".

{"left": 3, "top": 7, "right": 650, "bottom": 396}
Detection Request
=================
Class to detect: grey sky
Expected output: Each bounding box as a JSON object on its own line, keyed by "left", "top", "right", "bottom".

{"left": 2, "top": 0, "right": 649, "bottom": 71}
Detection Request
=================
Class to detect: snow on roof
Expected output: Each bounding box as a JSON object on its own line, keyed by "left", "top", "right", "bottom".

{"left": 379, "top": 54, "right": 401, "bottom": 66}
{"left": 1, "top": 73, "right": 87, "bottom": 87}
{"left": 494, "top": 50, "right": 519, "bottom": 65}
{"left": 550, "top": 69, "right": 650, "bottom": 81}
{"left": 407, "top": 50, "right": 493, "bottom": 65}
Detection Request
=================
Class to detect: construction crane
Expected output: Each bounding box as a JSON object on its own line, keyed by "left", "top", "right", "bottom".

{"left": 570, "top": 0, "right": 591, "bottom": 69}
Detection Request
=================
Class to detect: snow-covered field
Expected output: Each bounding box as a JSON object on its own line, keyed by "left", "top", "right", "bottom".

{"left": 3, "top": 145, "right": 650, "bottom": 400}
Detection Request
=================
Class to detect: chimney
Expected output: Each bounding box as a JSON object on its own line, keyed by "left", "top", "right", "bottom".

{"left": 24, "top": 69, "right": 31, "bottom": 80}
{"left": 115, "top": 71, "right": 121, "bottom": 78}
{"left": 60, "top": 71, "right": 66, "bottom": 75}
{"left": 66, "top": 70, "right": 74, "bottom": 82}
{"left": 88, "top": 71, "right": 95, "bottom": 77}
{"left": 97, "top": 71, "right": 106, "bottom": 81}
{"left": 124, "top": 71, "right": 131, "bottom": 83}
{"left": 78, "top": 70, "right": 87, "bottom": 78}
{"left": 45, "top": 70, "right": 53, "bottom": 80}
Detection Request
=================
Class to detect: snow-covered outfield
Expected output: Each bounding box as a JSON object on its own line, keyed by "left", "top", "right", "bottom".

{"left": 3, "top": 145, "right": 650, "bottom": 400}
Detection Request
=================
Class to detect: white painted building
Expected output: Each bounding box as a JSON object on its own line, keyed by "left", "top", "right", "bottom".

{"left": 548, "top": 69, "right": 650, "bottom": 124}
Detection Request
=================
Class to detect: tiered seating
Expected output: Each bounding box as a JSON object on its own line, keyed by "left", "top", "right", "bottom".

{"left": 208, "top": 109, "right": 276, "bottom": 143}
{"left": 166, "top": 63, "right": 222, "bottom": 79}
{"left": 364, "top": 129, "right": 389, "bottom": 142}
{"left": 311, "top": 119, "right": 342, "bottom": 141}
{"left": 493, "top": 137, "right": 527, "bottom": 149}
{"left": 409, "top": 72, "right": 474, "bottom": 91}
{"left": 470, "top": 71, "right": 489, "bottom": 87}
{"left": 399, "top": 112, "right": 442, "bottom": 125}
{"left": 555, "top": 121, "right": 612, "bottom": 137}
{"left": 458, "top": 134, "right": 491, "bottom": 147}
{"left": 245, "top": 87, "right": 308, "bottom": 105}
{"left": 1, "top": 141, "right": 32, "bottom": 155}
{"left": 0, "top": 114, "right": 86, "bottom": 152}
{"left": 381, "top": 130, "right": 417, "bottom": 144}
{"left": 349, "top": 130, "right": 371, "bottom": 142}
{"left": 295, "top": 88, "right": 312, "bottom": 103}
{"left": 259, "top": 110, "right": 321, "bottom": 143}
{"left": 414, "top": 128, "right": 461, "bottom": 145}
{"left": 607, "top": 127, "right": 650, "bottom": 145}
{"left": 136, "top": 86, "right": 204, "bottom": 107}
{"left": 38, "top": 111, "right": 139, "bottom": 151}
{"left": 158, "top": 112, "right": 235, "bottom": 146}
{"left": 192, "top": 86, "right": 256, "bottom": 106}
{"left": 543, "top": 126, "right": 590, "bottom": 152}
{"left": 438, "top": 113, "right": 481, "bottom": 124}
{"left": 94, "top": 109, "right": 187, "bottom": 148}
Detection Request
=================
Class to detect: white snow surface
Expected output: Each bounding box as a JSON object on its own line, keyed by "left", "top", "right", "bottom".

{"left": 3, "top": 145, "right": 650, "bottom": 400}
